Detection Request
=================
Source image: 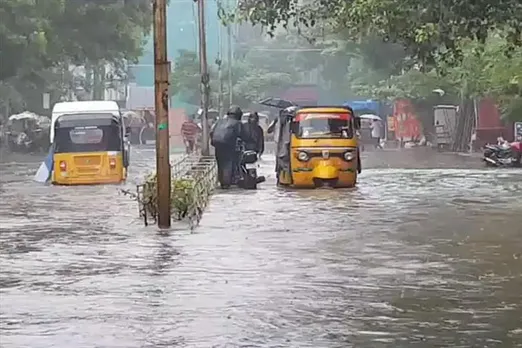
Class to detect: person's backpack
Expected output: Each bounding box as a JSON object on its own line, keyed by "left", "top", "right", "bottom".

{"left": 211, "top": 118, "right": 239, "bottom": 146}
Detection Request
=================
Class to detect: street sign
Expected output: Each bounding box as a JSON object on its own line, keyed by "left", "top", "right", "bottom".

{"left": 42, "top": 93, "right": 50, "bottom": 109}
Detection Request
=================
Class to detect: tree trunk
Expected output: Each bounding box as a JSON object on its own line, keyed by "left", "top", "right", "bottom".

{"left": 452, "top": 97, "right": 475, "bottom": 152}
{"left": 92, "top": 63, "right": 105, "bottom": 100}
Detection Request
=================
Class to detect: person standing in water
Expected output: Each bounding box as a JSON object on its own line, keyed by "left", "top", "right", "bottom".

{"left": 370, "top": 119, "right": 383, "bottom": 149}
{"left": 243, "top": 112, "right": 265, "bottom": 158}
{"left": 181, "top": 114, "right": 201, "bottom": 154}
{"left": 210, "top": 106, "right": 245, "bottom": 188}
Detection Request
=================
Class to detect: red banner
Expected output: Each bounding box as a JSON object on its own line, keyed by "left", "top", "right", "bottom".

{"left": 392, "top": 99, "right": 421, "bottom": 140}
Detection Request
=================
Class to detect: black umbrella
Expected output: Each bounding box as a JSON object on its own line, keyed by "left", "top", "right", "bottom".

{"left": 257, "top": 97, "right": 296, "bottom": 109}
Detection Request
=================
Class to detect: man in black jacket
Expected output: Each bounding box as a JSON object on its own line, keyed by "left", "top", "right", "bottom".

{"left": 210, "top": 105, "right": 245, "bottom": 188}
{"left": 243, "top": 112, "right": 265, "bottom": 157}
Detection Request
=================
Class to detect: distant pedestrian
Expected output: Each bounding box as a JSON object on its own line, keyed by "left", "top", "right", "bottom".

{"left": 370, "top": 119, "right": 383, "bottom": 149}
{"left": 181, "top": 114, "right": 201, "bottom": 154}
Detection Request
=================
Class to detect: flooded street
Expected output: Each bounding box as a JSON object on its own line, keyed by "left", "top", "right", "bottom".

{"left": 1, "top": 147, "right": 521, "bottom": 347}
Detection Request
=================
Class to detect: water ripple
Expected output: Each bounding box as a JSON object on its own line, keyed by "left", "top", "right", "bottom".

{"left": 1, "top": 148, "right": 521, "bottom": 347}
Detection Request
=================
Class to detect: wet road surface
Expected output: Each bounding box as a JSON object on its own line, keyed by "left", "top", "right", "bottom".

{"left": 1, "top": 147, "right": 521, "bottom": 347}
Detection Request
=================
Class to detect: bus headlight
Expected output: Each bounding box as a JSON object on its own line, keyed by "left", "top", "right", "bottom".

{"left": 344, "top": 151, "right": 355, "bottom": 161}
{"left": 297, "top": 151, "right": 309, "bottom": 161}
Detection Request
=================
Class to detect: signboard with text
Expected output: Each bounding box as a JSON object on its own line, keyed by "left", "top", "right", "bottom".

{"left": 515, "top": 122, "right": 522, "bottom": 140}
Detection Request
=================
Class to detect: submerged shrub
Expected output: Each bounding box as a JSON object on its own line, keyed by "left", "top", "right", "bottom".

{"left": 142, "top": 173, "right": 196, "bottom": 220}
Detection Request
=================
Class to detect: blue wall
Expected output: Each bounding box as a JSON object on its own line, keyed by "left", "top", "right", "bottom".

{"left": 130, "top": 0, "right": 221, "bottom": 88}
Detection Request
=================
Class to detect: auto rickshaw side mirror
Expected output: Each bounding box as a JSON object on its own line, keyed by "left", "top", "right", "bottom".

{"left": 125, "top": 126, "right": 131, "bottom": 136}
{"left": 354, "top": 117, "right": 361, "bottom": 130}
{"left": 290, "top": 121, "right": 299, "bottom": 134}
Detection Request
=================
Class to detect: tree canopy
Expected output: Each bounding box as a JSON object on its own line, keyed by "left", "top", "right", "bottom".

{"left": 233, "top": 0, "right": 522, "bottom": 68}
{"left": 228, "top": 0, "right": 522, "bottom": 123}
{"left": 0, "top": 0, "right": 152, "bottom": 115}
{"left": 170, "top": 32, "right": 314, "bottom": 108}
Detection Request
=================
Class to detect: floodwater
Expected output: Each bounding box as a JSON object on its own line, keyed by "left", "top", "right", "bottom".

{"left": 1, "top": 147, "right": 521, "bottom": 348}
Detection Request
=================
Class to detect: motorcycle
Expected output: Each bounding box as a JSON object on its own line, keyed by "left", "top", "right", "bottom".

{"left": 235, "top": 141, "right": 266, "bottom": 189}
{"left": 483, "top": 141, "right": 521, "bottom": 167}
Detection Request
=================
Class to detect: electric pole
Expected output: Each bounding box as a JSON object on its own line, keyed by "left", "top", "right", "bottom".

{"left": 216, "top": 56, "right": 224, "bottom": 117}
{"left": 153, "top": 0, "right": 171, "bottom": 228}
{"left": 196, "top": 0, "right": 210, "bottom": 156}
{"left": 227, "top": 23, "right": 233, "bottom": 107}
{"left": 216, "top": 8, "right": 224, "bottom": 117}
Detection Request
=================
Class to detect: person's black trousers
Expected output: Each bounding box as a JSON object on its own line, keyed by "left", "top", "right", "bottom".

{"left": 214, "top": 145, "right": 236, "bottom": 188}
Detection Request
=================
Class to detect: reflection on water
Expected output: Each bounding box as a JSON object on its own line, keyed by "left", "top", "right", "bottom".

{"left": 1, "top": 149, "right": 521, "bottom": 347}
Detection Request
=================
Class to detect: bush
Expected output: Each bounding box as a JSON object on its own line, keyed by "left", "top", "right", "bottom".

{"left": 142, "top": 173, "right": 196, "bottom": 220}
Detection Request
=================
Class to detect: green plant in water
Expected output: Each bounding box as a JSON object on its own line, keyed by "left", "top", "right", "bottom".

{"left": 142, "top": 173, "right": 197, "bottom": 221}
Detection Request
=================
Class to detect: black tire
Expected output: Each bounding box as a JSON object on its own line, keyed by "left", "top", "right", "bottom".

{"left": 483, "top": 149, "right": 494, "bottom": 158}
{"left": 242, "top": 169, "right": 257, "bottom": 189}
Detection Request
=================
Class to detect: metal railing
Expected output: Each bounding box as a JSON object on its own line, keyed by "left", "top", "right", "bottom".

{"left": 130, "top": 154, "right": 218, "bottom": 230}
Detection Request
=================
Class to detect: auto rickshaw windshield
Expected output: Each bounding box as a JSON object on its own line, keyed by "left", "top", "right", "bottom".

{"left": 295, "top": 113, "right": 353, "bottom": 139}
{"left": 53, "top": 114, "right": 122, "bottom": 153}
{"left": 54, "top": 125, "right": 121, "bottom": 153}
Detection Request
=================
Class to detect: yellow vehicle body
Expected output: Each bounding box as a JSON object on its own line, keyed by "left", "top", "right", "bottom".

{"left": 50, "top": 110, "right": 129, "bottom": 186}
{"left": 277, "top": 107, "right": 360, "bottom": 188}
{"left": 52, "top": 151, "right": 127, "bottom": 185}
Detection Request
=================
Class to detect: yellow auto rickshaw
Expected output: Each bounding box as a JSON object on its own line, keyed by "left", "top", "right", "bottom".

{"left": 52, "top": 113, "right": 130, "bottom": 185}
{"left": 273, "top": 105, "right": 361, "bottom": 188}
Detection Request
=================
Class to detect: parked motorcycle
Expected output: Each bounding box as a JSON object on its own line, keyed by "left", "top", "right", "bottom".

{"left": 483, "top": 141, "right": 521, "bottom": 167}
{"left": 235, "top": 142, "right": 265, "bottom": 189}
{"left": 6, "top": 112, "right": 50, "bottom": 153}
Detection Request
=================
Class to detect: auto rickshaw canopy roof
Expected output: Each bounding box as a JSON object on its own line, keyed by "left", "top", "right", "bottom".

{"left": 8, "top": 112, "right": 51, "bottom": 127}
{"left": 281, "top": 105, "right": 355, "bottom": 120}
{"left": 295, "top": 107, "right": 354, "bottom": 121}
{"left": 54, "top": 113, "right": 121, "bottom": 129}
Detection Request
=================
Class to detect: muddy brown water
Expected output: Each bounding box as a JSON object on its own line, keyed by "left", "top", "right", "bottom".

{"left": 1, "top": 147, "right": 521, "bottom": 348}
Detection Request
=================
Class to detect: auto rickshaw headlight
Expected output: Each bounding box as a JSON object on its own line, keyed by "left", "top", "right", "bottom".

{"left": 344, "top": 151, "right": 355, "bottom": 161}
{"left": 297, "top": 151, "right": 309, "bottom": 161}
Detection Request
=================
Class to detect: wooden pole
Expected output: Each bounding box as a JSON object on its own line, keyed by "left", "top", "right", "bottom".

{"left": 153, "top": 0, "right": 171, "bottom": 228}
{"left": 197, "top": 0, "right": 210, "bottom": 156}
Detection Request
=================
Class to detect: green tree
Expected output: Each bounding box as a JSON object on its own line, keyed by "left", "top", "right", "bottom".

{"left": 170, "top": 42, "right": 301, "bottom": 109}
{"left": 351, "top": 36, "right": 522, "bottom": 134}
{"left": 0, "top": 0, "right": 153, "bottom": 113}
{"left": 232, "top": 0, "right": 522, "bottom": 68}
{"left": 53, "top": 0, "right": 152, "bottom": 67}
{"left": 0, "top": 0, "right": 64, "bottom": 81}
{"left": 170, "top": 50, "right": 207, "bottom": 106}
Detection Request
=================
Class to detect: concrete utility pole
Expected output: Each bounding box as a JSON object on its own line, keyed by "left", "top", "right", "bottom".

{"left": 216, "top": 56, "right": 224, "bottom": 117}
{"left": 153, "top": 0, "right": 171, "bottom": 228}
{"left": 196, "top": 0, "right": 210, "bottom": 156}
{"left": 226, "top": 23, "right": 233, "bottom": 107}
{"left": 216, "top": 8, "right": 224, "bottom": 117}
